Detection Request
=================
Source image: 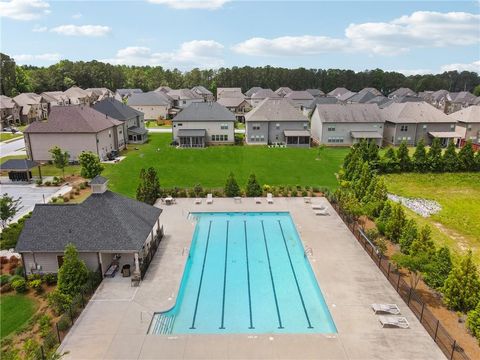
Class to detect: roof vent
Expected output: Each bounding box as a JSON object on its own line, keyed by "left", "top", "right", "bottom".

{"left": 90, "top": 175, "right": 108, "bottom": 194}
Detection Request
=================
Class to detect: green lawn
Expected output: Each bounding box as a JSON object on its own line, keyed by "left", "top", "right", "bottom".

{"left": 0, "top": 295, "right": 37, "bottom": 340}
{"left": 0, "top": 155, "right": 81, "bottom": 177}
{"left": 383, "top": 172, "right": 480, "bottom": 265}
{"left": 102, "top": 133, "right": 348, "bottom": 197}
{"left": 145, "top": 121, "right": 171, "bottom": 129}
{"left": 0, "top": 133, "right": 23, "bottom": 142}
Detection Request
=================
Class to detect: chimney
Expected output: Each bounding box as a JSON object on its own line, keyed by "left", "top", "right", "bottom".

{"left": 90, "top": 175, "right": 108, "bottom": 194}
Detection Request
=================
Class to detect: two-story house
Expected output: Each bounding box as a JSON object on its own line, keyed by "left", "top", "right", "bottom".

{"left": 127, "top": 91, "right": 172, "bottom": 120}
{"left": 450, "top": 105, "right": 480, "bottom": 148}
{"left": 310, "top": 103, "right": 385, "bottom": 146}
{"left": 382, "top": 102, "right": 460, "bottom": 146}
{"left": 172, "top": 102, "right": 235, "bottom": 148}
{"left": 284, "top": 91, "right": 314, "bottom": 110}
{"left": 216, "top": 97, "right": 252, "bottom": 122}
{"left": 1, "top": 95, "right": 21, "bottom": 128}
{"left": 64, "top": 86, "right": 93, "bottom": 105}
{"left": 167, "top": 89, "right": 204, "bottom": 109}
{"left": 41, "top": 91, "right": 71, "bottom": 107}
{"left": 245, "top": 98, "right": 310, "bottom": 147}
{"left": 250, "top": 89, "right": 280, "bottom": 107}
{"left": 191, "top": 86, "right": 214, "bottom": 101}
{"left": 13, "top": 93, "right": 48, "bottom": 124}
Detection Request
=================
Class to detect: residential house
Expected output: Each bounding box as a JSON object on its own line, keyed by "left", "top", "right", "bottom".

{"left": 337, "top": 91, "right": 358, "bottom": 103}
{"left": 449, "top": 105, "right": 480, "bottom": 148}
{"left": 155, "top": 86, "right": 172, "bottom": 93}
{"left": 275, "top": 87, "right": 293, "bottom": 97}
{"left": 447, "top": 91, "right": 477, "bottom": 113}
{"left": 64, "top": 86, "right": 92, "bottom": 105}
{"left": 250, "top": 89, "right": 280, "bottom": 107}
{"left": 13, "top": 93, "right": 48, "bottom": 123}
{"left": 366, "top": 96, "right": 391, "bottom": 108}
{"left": 0, "top": 95, "right": 21, "bottom": 128}
{"left": 284, "top": 90, "right": 314, "bottom": 110}
{"left": 216, "top": 97, "right": 252, "bottom": 122}
{"left": 191, "top": 86, "right": 214, "bottom": 101}
{"left": 172, "top": 102, "right": 235, "bottom": 147}
{"left": 347, "top": 88, "right": 383, "bottom": 104}
{"left": 93, "top": 97, "right": 147, "bottom": 144}
{"left": 115, "top": 89, "right": 143, "bottom": 101}
{"left": 389, "top": 88, "right": 417, "bottom": 99}
{"left": 306, "top": 89, "right": 325, "bottom": 98}
{"left": 167, "top": 89, "right": 204, "bottom": 109}
{"left": 327, "top": 87, "right": 351, "bottom": 98}
{"left": 303, "top": 96, "right": 338, "bottom": 117}
{"left": 24, "top": 105, "right": 125, "bottom": 161}
{"left": 16, "top": 176, "right": 162, "bottom": 278}
{"left": 86, "top": 88, "right": 114, "bottom": 102}
{"left": 41, "top": 91, "right": 70, "bottom": 107}
{"left": 310, "top": 104, "right": 385, "bottom": 146}
{"left": 382, "top": 102, "right": 459, "bottom": 146}
{"left": 126, "top": 91, "right": 172, "bottom": 120}
{"left": 217, "top": 88, "right": 244, "bottom": 100}
{"left": 245, "top": 87, "right": 263, "bottom": 98}
{"left": 245, "top": 98, "right": 310, "bottom": 147}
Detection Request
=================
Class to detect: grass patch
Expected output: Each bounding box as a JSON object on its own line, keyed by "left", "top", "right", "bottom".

{"left": 0, "top": 155, "right": 80, "bottom": 178}
{"left": 0, "top": 133, "right": 23, "bottom": 142}
{"left": 383, "top": 172, "right": 480, "bottom": 265}
{"left": 0, "top": 295, "right": 37, "bottom": 340}
{"left": 103, "top": 133, "right": 348, "bottom": 197}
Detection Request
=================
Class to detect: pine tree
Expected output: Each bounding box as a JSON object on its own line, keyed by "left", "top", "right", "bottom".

{"left": 136, "top": 167, "right": 161, "bottom": 205}
{"left": 397, "top": 141, "right": 412, "bottom": 172}
{"left": 413, "top": 139, "right": 428, "bottom": 172}
{"left": 458, "top": 140, "right": 476, "bottom": 171}
{"left": 385, "top": 203, "right": 406, "bottom": 243}
{"left": 399, "top": 219, "right": 418, "bottom": 254}
{"left": 424, "top": 246, "right": 452, "bottom": 290}
{"left": 353, "top": 161, "right": 372, "bottom": 200}
{"left": 376, "top": 201, "right": 392, "bottom": 235}
{"left": 362, "top": 176, "right": 388, "bottom": 218}
{"left": 475, "top": 150, "right": 480, "bottom": 171}
{"left": 367, "top": 140, "right": 379, "bottom": 165}
{"left": 427, "top": 138, "right": 444, "bottom": 172}
{"left": 443, "top": 250, "right": 480, "bottom": 312}
{"left": 443, "top": 140, "right": 458, "bottom": 172}
{"left": 380, "top": 147, "right": 399, "bottom": 173}
{"left": 245, "top": 174, "right": 262, "bottom": 197}
{"left": 410, "top": 225, "right": 435, "bottom": 257}
{"left": 224, "top": 172, "right": 240, "bottom": 197}
{"left": 57, "top": 244, "right": 89, "bottom": 297}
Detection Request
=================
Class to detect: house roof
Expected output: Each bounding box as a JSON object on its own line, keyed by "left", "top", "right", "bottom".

{"left": 428, "top": 130, "right": 464, "bottom": 138}
{"left": 172, "top": 102, "right": 235, "bottom": 122}
{"left": 0, "top": 95, "right": 17, "bottom": 109}
{"left": 284, "top": 130, "right": 310, "bottom": 137}
{"left": 284, "top": 91, "right": 314, "bottom": 101}
{"left": 24, "top": 106, "right": 123, "bottom": 133}
{"left": 90, "top": 175, "right": 108, "bottom": 184}
{"left": 41, "top": 91, "right": 70, "bottom": 103}
{"left": 245, "top": 98, "right": 307, "bottom": 122}
{"left": 430, "top": 89, "right": 449, "bottom": 102}
{"left": 127, "top": 91, "right": 171, "bottom": 106}
{"left": 381, "top": 102, "right": 454, "bottom": 124}
{"left": 16, "top": 191, "right": 162, "bottom": 253}
{"left": 116, "top": 89, "right": 143, "bottom": 97}
{"left": 305, "top": 89, "right": 325, "bottom": 97}
{"left": 366, "top": 96, "right": 391, "bottom": 108}
{"left": 275, "top": 87, "right": 293, "bottom": 96}
{"left": 191, "top": 86, "right": 212, "bottom": 96}
{"left": 64, "top": 86, "right": 89, "bottom": 99}
{"left": 217, "top": 97, "right": 248, "bottom": 108}
{"left": 347, "top": 91, "right": 377, "bottom": 104}
{"left": 93, "top": 97, "right": 143, "bottom": 121}
{"left": 155, "top": 86, "right": 172, "bottom": 93}
{"left": 167, "top": 89, "right": 203, "bottom": 100}
{"left": 449, "top": 91, "right": 476, "bottom": 104}
{"left": 337, "top": 91, "right": 357, "bottom": 102}
{"left": 389, "top": 88, "right": 417, "bottom": 98}
{"left": 128, "top": 126, "right": 148, "bottom": 135}
{"left": 448, "top": 105, "right": 480, "bottom": 123}
{"left": 314, "top": 103, "right": 384, "bottom": 123}
{"left": 178, "top": 129, "right": 206, "bottom": 137}
{"left": 217, "top": 88, "right": 243, "bottom": 98}
{"left": 305, "top": 96, "right": 338, "bottom": 109}
{"left": 0, "top": 159, "right": 40, "bottom": 171}
{"left": 245, "top": 87, "right": 263, "bottom": 97}
{"left": 327, "top": 87, "right": 350, "bottom": 97}
{"left": 13, "top": 93, "right": 43, "bottom": 106}
{"left": 251, "top": 89, "right": 279, "bottom": 99}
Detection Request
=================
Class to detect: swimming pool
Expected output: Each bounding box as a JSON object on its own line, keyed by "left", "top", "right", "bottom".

{"left": 149, "top": 212, "right": 337, "bottom": 334}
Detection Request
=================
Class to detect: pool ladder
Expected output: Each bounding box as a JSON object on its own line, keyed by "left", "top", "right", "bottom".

{"left": 304, "top": 246, "right": 313, "bottom": 258}
{"left": 152, "top": 313, "right": 176, "bottom": 334}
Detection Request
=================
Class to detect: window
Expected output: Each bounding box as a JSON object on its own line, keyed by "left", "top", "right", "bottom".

{"left": 450, "top": 124, "right": 455, "bottom": 129}
{"left": 252, "top": 124, "right": 260, "bottom": 130}
{"left": 177, "top": 123, "right": 183, "bottom": 126}
{"left": 303, "top": 123, "right": 308, "bottom": 129}
{"left": 423, "top": 125, "right": 427, "bottom": 129}
{"left": 327, "top": 136, "right": 343, "bottom": 143}
{"left": 183, "top": 100, "right": 186, "bottom": 104}
{"left": 212, "top": 134, "right": 228, "bottom": 141}
{"left": 327, "top": 126, "right": 335, "bottom": 132}
{"left": 220, "top": 123, "right": 228, "bottom": 130}
{"left": 400, "top": 125, "right": 408, "bottom": 132}
{"left": 276, "top": 123, "right": 280, "bottom": 129}
{"left": 467, "top": 125, "right": 472, "bottom": 130}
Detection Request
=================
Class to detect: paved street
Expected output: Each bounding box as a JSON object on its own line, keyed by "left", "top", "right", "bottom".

{"left": 0, "top": 137, "right": 27, "bottom": 158}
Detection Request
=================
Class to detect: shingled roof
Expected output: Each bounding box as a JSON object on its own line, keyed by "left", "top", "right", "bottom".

{"left": 245, "top": 98, "right": 307, "bottom": 122}
{"left": 381, "top": 102, "right": 453, "bottom": 124}
{"left": 24, "top": 106, "right": 123, "bottom": 133}
{"left": 93, "top": 97, "right": 143, "bottom": 121}
{"left": 449, "top": 105, "right": 480, "bottom": 123}
{"left": 172, "top": 102, "right": 235, "bottom": 122}
{"left": 314, "top": 103, "right": 384, "bottom": 123}
{"left": 127, "top": 91, "right": 171, "bottom": 106}
{"left": 16, "top": 191, "right": 162, "bottom": 253}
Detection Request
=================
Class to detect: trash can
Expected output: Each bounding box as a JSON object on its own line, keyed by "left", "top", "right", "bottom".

{"left": 122, "top": 264, "right": 131, "bottom": 277}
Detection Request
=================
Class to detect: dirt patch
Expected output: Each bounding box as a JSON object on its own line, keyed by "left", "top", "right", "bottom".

{"left": 433, "top": 222, "right": 471, "bottom": 252}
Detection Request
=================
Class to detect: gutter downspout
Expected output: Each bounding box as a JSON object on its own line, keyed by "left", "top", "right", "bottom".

{"left": 413, "top": 123, "right": 419, "bottom": 146}
{"left": 95, "top": 133, "right": 100, "bottom": 158}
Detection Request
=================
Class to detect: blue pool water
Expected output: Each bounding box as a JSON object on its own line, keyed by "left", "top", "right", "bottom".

{"left": 149, "top": 212, "right": 337, "bottom": 334}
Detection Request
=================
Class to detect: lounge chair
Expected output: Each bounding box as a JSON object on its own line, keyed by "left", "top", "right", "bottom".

{"left": 234, "top": 196, "right": 242, "bottom": 203}
{"left": 195, "top": 198, "right": 202, "bottom": 204}
{"left": 311, "top": 204, "right": 326, "bottom": 210}
{"left": 255, "top": 197, "right": 261, "bottom": 204}
{"left": 378, "top": 316, "right": 409, "bottom": 329}
{"left": 315, "top": 209, "right": 329, "bottom": 216}
{"left": 371, "top": 304, "right": 401, "bottom": 315}
{"left": 303, "top": 197, "right": 311, "bottom": 204}
{"left": 267, "top": 193, "right": 274, "bottom": 204}
{"left": 206, "top": 193, "right": 213, "bottom": 204}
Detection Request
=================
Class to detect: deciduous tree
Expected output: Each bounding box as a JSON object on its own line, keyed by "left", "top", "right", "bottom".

{"left": 49, "top": 146, "right": 70, "bottom": 179}
{"left": 79, "top": 151, "right": 104, "bottom": 179}
{"left": 0, "top": 193, "right": 22, "bottom": 229}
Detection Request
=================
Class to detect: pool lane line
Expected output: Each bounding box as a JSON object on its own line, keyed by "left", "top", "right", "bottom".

{"left": 261, "top": 220, "right": 284, "bottom": 329}
{"left": 189, "top": 220, "right": 212, "bottom": 330}
{"left": 277, "top": 220, "right": 313, "bottom": 329}
{"left": 244, "top": 220, "right": 254, "bottom": 329}
{"left": 219, "top": 220, "right": 229, "bottom": 329}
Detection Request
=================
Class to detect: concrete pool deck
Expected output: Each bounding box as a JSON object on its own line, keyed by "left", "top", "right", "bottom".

{"left": 59, "top": 197, "right": 445, "bottom": 359}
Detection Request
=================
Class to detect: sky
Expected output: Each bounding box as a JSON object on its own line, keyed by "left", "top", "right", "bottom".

{"left": 0, "top": 0, "right": 479, "bottom": 75}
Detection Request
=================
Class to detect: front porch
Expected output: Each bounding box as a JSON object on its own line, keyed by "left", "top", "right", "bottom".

{"left": 284, "top": 130, "right": 311, "bottom": 147}
{"left": 177, "top": 129, "right": 206, "bottom": 148}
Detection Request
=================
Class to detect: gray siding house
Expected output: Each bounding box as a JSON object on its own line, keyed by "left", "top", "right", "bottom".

{"left": 16, "top": 176, "right": 162, "bottom": 278}
{"left": 1, "top": 95, "right": 21, "bottom": 128}
{"left": 382, "top": 102, "right": 460, "bottom": 146}
{"left": 310, "top": 104, "right": 385, "bottom": 146}
{"left": 172, "top": 102, "right": 235, "bottom": 147}
{"left": 245, "top": 98, "right": 310, "bottom": 147}
{"left": 449, "top": 105, "right": 480, "bottom": 146}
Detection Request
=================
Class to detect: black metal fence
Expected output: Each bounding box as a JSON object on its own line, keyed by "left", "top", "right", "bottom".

{"left": 331, "top": 202, "right": 470, "bottom": 360}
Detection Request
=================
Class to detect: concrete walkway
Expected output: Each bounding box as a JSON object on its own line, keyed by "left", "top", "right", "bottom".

{"left": 59, "top": 198, "right": 445, "bottom": 359}
{"left": 0, "top": 137, "right": 26, "bottom": 157}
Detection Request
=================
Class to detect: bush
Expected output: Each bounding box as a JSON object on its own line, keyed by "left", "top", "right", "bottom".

{"left": 14, "top": 265, "right": 24, "bottom": 276}
{"left": 44, "top": 273, "right": 58, "bottom": 286}
{"left": 56, "top": 316, "right": 70, "bottom": 332}
{"left": 0, "top": 274, "right": 10, "bottom": 286}
{"left": 312, "top": 186, "right": 320, "bottom": 193}
{"left": 291, "top": 189, "right": 298, "bottom": 197}
{"left": 27, "top": 273, "right": 42, "bottom": 282}
{"left": 38, "top": 314, "right": 52, "bottom": 338}
{"left": 365, "top": 228, "right": 380, "bottom": 241}
{"left": 467, "top": 302, "right": 480, "bottom": 344}
{"left": 79, "top": 182, "right": 86, "bottom": 190}
{"left": 45, "top": 181, "right": 51, "bottom": 186}
{"left": 0, "top": 214, "right": 31, "bottom": 250}
{"left": 35, "top": 179, "right": 43, "bottom": 186}
{"left": 246, "top": 174, "right": 262, "bottom": 197}
{"left": 177, "top": 189, "right": 187, "bottom": 198}
{"left": 301, "top": 190, "right": 308, "bottom": 197}
{"left": 187, "top": 188, "right": 196, "bottom": 198}
{"left": 11, "top": 278, "right": 27, "bottom": 293}
{"left": 51, "top": 196, "right": 57, "bottom": 203}
{"left": 63, "top": 196, "right": 70, "bottom": 202}
{"left": 48, "top": 289, "right": 72, "bottom": 315}
{"left": 29, "top": 279, "right": 43, "bottom": 294}
{"left": 8, "top": 274, "right": 23, "bottom": 284}
{"left": 58, "top": 244, "right": 89, "bottom": 296}
{"left": 213, "top": 189, "right": 223, "bottom": 197}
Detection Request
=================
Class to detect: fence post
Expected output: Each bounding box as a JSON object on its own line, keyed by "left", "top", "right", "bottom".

{"left": 396, "top": 274, "right": 401, "bottom": 291}
{"left": 69, "top": 305, "right": 74, "bottom": 326}
{"left": 387, "top": 262, "right": 391, "bottom": 279}
{"left": 378, "top": 253, "right": 382, "bottom": 266}
{"left": 450, "top": 340, "right": 456, "bottom": 360}
{"left": 420, "top": 303, "right": 425, "bottom": 322}
{"left": 40, "top": 345, "right": 45, "bottom": 360}
{"left": 56, "top": 322, "right": 61, "bottom": 343}
{"left": 407, "top": 288, "right": 412, "bottom": 305}
{"left": 434, "top": 320, "right": 439, "bottom": 342}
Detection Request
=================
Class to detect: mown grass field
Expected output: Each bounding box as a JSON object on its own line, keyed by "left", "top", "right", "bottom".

{"left": 383, "top": 172, "right": 480, "bottom": 265}
{"left": 0, "top": 133, "right": 23, "bottom": 142}
{"left": 0, "top": 295, "right": 37, "bottom": 340}
{"left": 0, "top": 155, "right": 81, "bottom": 178}
{"left": 102, "top": 133, "right": 348, "bottom": 197}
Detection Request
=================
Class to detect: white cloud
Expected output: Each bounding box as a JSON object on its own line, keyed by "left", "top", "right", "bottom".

{"left": 13, "top": 53, "right": 61, "bottom": 64}
{"left": 440, "top": 60, "right": 480, "bottom": 73}
{"left": 102, "top": 40, "right": 224, "bottom": 69}
{"left": 50, "top": 24, "right": 111, "bottom": 37}
{"left": 346, "top": 11, "right": 480, "bottom": 55}
{"left": 233, "top": 35, "right": 348, "bottom": 56}
{"left": 147, "top": 0, "right": 229, "bottom": 10}
{"left": 72, "top": 13, "right": 82, "bottom": 19}
{"left": 393, "top": 69, "right": 433, "bottom": 76}
{"left": 0, "top": 0, "right": 50, "bottom": 21}
{"left": 32, "top": 25, "right": 47, "bottom": 32}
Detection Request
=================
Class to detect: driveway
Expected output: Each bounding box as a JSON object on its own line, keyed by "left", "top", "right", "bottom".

{"left": 0, "top": 137, "right": 26, "bottom": 157}
{"left": 1, "top": 183, "right": 70, "bottom": 224}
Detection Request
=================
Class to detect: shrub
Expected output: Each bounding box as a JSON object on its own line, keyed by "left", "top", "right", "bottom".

{"left": 57, "top": 244, "right": 89, "bottom": 296}
{"left": 35, "top": 179, "right": 43, "bottom": 186}
{"left": 44, "top": 273, "right": 58, "bottom": 286}
{"left": 301, "top": 190, "right": 308, "bottom": 197}
{"left": 79, "top": 182, "right": 86, "bottom": 190}
{"left": 467, "top": 302, "right": 480, "bottom": 344}
{"left": 305, "top": 185, "right": 311, "bottom": 191}
{"left": 51, "top": 197, "right": 57, "bottom": 203}
{"left": 63, "top": 196, "right": 70, "bottom": 202}
{"left": 38, "top": 314, "right": 52, "bottom": 338}
{"left": 0, "top": 274, "right": 10, "bottom": 286}
{"left": 178, "top": 189, "right": 187, "bottom": 198}
{"left": 225, "top": 173, "right": 241, "bottom": 197}
{"left": 14, "top": 265, "right": 24, "bottom": 276}
{"left": 291, "top": 190, "right": 298, "bottom": 197}
{"left": 263, "top": 184, "right": 271, "bottom": 193}
{"left": 374, "top": 237, "right": 388, "bottom": 256}
{"left": 312, "top": 186, "right": 320, "bottom": 193}
{"left": 246, "top": 174, "right": 262, "bottom": 197}
{"left": 69, "top": 192, "right": 74, "bottom": 199}
{"left": 56, "top": 316, "right": 70, "bottom": 332}
{"left": 213, "top": 189, "right": 223, "bottom": 197}
{"left": 29, "top": 279, "right": 43, "bottom": 294}
{"left": 365, "top": 228, "right": 380, "bottom": 241}
{"left": 27, "top": 273, "right": 42, "bottom": 281}
{"left": 48, "top": 289, "right": 72, "bottom": 315}
{"left": 45, "top": 181, "right": 51, "bottom": 186}
{"left": 296, "top": 184, "right": 301, "bottom": 191}
{"left": 8, "top": 274, "right": 23, "bottom": 284}
{"left": 11, "top": 278, "right": 27, "bottom": 293}
{"left": 187, "top": 188, "right": 196, "bottom": 198}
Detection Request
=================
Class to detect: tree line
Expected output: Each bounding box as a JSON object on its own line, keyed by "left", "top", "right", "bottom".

{"left": 2, "top": 52, "right": 480, "bottom": 97}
